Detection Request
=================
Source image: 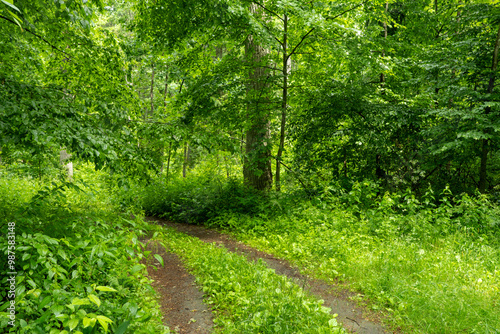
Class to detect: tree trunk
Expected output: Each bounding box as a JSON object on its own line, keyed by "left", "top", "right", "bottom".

{"left": 166, "top": 142, "right": 172, "bottom": 184}
{"left": 161, "top": 70, "right": 169, "bottom": 174}
{"left": 183, "top": 141, "right": 189, "bottom": 178}
{"left": 276, "top": 13, "right": 289, "bottom": 192}
{"left": 243, "top": 4, "right": 273, "bottom": 191}
{"left": 479, "top": 23, "right": 500, "bottom": 193}
{"left": 150, "top": 63, "right": 155, "bottom": 118}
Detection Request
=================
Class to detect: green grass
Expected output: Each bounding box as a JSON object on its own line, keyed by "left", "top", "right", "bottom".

{"left": 152, "top": 226, "right": 344, "bottom": 333}
{"left": 113, "top": 172, "right": 500, "bottom": 333}
{"left": 219, "top": 201, "right": 500, "bottom": 333}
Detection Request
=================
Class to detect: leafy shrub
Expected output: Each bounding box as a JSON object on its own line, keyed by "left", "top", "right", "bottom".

{"left": 0, "top": 168, "right": 167, "bottom": 333}
{"left": 0, "top": 221, "right": 162, "bottom": 333}
{"left": 134, "top": 175, "right": 270, "bottom": 224}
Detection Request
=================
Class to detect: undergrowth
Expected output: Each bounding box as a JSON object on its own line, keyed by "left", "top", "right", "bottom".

{"left": 150, "top": 226, "right": 344, "bottom": 333}
{"left": 0, "top": 163, "right": 167, "bottom": 334}
{"left": 135, "top": 175, "right": 500, "bottom": 334}
{"left": 224, "top": 185, "right": 500, "bottom": 333}
{"left": 116, "top": 175, "right": 274, "bottom": 223}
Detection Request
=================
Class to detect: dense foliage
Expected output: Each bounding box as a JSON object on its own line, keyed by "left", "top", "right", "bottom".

{"left": 0, "top": 165, "right": 167, "bottom": 333}
{"left": 2, "top": 0, "right": 500, "bottom": 333}
{"left": 129, "top": 175, "right": 500, "bottom": 333}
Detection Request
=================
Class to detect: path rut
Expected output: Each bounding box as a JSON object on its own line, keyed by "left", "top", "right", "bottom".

{"left": 143, "top": 239, "right": 214, "bottom": 334}
{"left": 146, "top": 217, "right": 391, "bottom": 334}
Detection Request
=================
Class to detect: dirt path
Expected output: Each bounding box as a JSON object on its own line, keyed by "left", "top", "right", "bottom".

{"left": 146, "top": 217, "right": 391, "bottom": 334}
{"left": 143, "top": 240, "right": 214, "bottom": 334}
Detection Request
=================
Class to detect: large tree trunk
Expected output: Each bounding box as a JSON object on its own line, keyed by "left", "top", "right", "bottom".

{"left": 243, "top": 4, "right": 273, "bottom": 191}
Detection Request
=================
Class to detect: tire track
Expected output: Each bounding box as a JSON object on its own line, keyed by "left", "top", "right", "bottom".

{"left": 146, "top": 217, "right": 390, "bottom": 334}
{"left": 143, "top": 239, "right": 214, "bottom": 334}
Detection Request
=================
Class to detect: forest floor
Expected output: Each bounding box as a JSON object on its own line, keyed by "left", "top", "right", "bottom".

{"left": 144, "top": 217, "right": 390, "bottom": 334}
{"left": 143, "top": 239, "right": 214, "bottom": 334}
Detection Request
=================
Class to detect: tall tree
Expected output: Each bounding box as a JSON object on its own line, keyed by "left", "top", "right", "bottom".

{"left": 242, "top": 4, "right": 273, "bottom": 190}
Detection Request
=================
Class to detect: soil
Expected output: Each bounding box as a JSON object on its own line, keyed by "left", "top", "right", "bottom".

{"left": 145, "top": 217, "right": 392, "bottom": 334}
{"left": 142, "top": 239, "right": 214, "bottom": 334}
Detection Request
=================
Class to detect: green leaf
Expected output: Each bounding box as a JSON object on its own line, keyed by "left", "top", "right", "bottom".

{"left": 1, "top": 0, "right": 20, "bottom": 12}
{"left": 138, "top": 313, "right": 152, "bottom": 323}
{"left": 114, "top": 321, "right": 130, "bottom": 334}
{"left": 82, "top": 316, "right": 96, "bottom": 328}
{"left": 38, "top": 309, "right": 52, "bottom": 323}
{"left": 95, "top": 286, "right": 117, "bottom": 292}
{"left": 88, "top": 294, "right": 101, "bottom": 307}
{"left": 27, "top": 288, "right": 41, "bottom": 298}
{"left": 68, "top": 318, "right": 79, "bottom": 331}
{"left": 153, "top": 254, "right": 164, "bottom": 267}
{"left": 71, "top": 297, "right": 90, "bottom": 306}
{"left": 27, "top": 279, "right": 37, "bottom": 289}
{"left": 39, "top": 295, "right": 51, "bottom": 309}
{"left": 129, "top": 264, "right": 143, "bottom": 274}
{"left": 96, "top": 315, "right": 113, "bottom": 332}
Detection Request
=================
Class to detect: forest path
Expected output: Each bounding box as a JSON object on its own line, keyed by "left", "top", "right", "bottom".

{"left": 142, "top": 239, "right": 214, "bottom": 334}
{"left": 145, "top": 217, "right": 390, "bottom": 334}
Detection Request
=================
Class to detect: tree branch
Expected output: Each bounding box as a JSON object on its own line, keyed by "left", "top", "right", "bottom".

{"left": 288, "top": 27, "right": 315, "bottom": 59}
{"left": 326, "top": 1, "right": 367, "bottom": 21}
{"left": 252, "top": 1, "right": 284, "bottom": 21}
{"left": 0, "top": 15, "right": 69, "bottom": 56}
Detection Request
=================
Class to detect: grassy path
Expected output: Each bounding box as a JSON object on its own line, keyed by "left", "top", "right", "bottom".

{"left": 147, "top": 223, "right": 343, "bottom": 333}
{"left": 143, "top": 240, "right": 214, "bottom": 333}
{"left": 146, "top": 217, "right": 388, "bottom": 333}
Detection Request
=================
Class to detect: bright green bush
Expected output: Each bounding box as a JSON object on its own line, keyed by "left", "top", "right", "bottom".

{"left": 0, "top": 167, "right": 167, "bottom": 334}
{"left": 0, "top": 221, "right": 164, "bottom": 334}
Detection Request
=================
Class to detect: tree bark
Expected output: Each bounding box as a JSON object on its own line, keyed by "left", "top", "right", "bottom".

{"left": 243, "top": 4, "right": 273, "bottom": 191}
{"left": 276, "top": 13, "right": 288, "bottom": 192}
{"left": 183, "top": 141, "right": 190, "bottom": 178}
{"left": 160, "top": 70, "right": 169, "bottom": 174}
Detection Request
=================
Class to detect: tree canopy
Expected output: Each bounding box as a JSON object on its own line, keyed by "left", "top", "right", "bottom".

{"left": 1, "top": 0, "right": 499, "bottom": 194}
